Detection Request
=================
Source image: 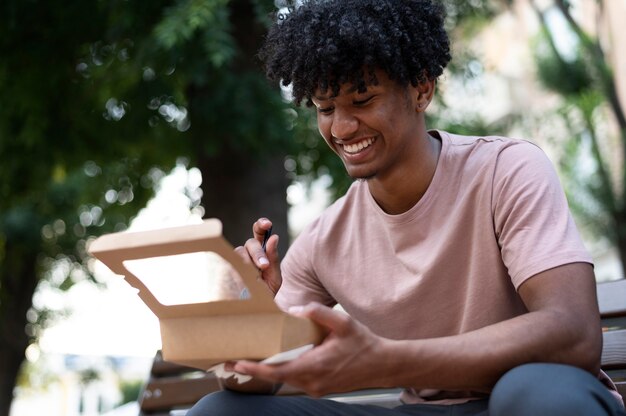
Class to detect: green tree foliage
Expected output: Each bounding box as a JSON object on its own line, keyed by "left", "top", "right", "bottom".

{"left": 119, "top": 379, "right": 144, "bottom": 405}
{"left": 0, "top": 1, "right": 296, "bottom": 414}
{"left": 0, "top": 3, "right": 168, "bottom": 414}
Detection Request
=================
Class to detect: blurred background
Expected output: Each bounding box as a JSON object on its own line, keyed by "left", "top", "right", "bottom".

{"left": 1, "top": 0, "right": 624, "bottom": 415}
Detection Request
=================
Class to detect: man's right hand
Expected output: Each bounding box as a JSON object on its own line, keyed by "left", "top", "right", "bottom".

{"left": 234, "top": 218, "right": 282, "bottom": 296}
{"left": 217, "top": 361, "right": 282, "bottom": 395}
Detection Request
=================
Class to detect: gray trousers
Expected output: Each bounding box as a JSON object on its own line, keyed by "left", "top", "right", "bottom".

{"left": 187, "top": 363, "right": 625, "bottom": 416}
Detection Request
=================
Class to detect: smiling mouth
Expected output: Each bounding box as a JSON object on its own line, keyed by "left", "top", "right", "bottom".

{"left": 342, "top": 137, "right": 375, "bottom": 154}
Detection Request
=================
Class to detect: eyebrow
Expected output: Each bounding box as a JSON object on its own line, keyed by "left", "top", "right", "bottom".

{"left": 313, "top": 84, "right": 361, "bottom": 101}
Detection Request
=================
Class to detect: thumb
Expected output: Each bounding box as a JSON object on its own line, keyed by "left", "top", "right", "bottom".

{"left": 289, "top": 302, "right": 352, "bottom": 336}
{"left": 265, "top": 234, "right": 280, "bottom": 264}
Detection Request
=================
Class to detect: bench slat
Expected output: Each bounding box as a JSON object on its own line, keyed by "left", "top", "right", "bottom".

{"left": 141, "top": 375, "right": 221, "bottom": 412}
{"left": 598, "top": 280, "right": 626, "bottom": 318}
{"left": 602, "top": 329, "right": 626, "bottom": 369}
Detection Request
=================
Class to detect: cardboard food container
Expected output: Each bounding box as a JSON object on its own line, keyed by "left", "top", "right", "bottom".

{"left": 88, "top": 219, "right": 325, "bottom": 371}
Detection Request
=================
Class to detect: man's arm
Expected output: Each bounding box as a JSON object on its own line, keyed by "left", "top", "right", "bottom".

{"left": 384, "top": 262, "right": 601, "bottom": 390}
{"left": 233, "top": 262, "right": 602, "bottom": 397}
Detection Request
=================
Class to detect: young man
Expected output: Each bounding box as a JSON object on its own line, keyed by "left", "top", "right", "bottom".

{"left": 188, "top": 0, "right": 625, "bottom": 414}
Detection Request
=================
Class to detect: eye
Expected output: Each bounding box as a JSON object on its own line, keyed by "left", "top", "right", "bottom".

{"left": 317, "top": 106, "right": 334, "bottom": 115}
{"left": 353, "top": 96, "right": 373, "bottom": 106}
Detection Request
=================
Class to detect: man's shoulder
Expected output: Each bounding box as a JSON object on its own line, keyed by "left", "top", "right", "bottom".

{"left": 438, "top": 130, "right": 545, "bottom": 166}
{"left": 440, "top": 130, "right": 537, "bottom": 151}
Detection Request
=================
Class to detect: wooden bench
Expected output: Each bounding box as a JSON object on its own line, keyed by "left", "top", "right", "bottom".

{"left": 137, "top": 352, "right": 220, "bottom": 416}
{"left": 138, "top": 279, "right": 626, "bottom": 415}
{"left": 138, "top": 353, "right": 311, "bottom": 416}
{"left": 598, "top": 279, "right": 626, "bottom": 399}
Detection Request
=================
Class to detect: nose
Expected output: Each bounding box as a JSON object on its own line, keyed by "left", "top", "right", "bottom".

{"left": 330, "top": 108, "right": 359, "bottom": 141}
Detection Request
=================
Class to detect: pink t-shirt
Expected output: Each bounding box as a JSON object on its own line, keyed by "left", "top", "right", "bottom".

{"left": 276, "top": 131, "right": 604, "bottom": 404}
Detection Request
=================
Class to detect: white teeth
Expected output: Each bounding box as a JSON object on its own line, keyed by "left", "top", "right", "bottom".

{"left": 343, "top": 138, "right": 374, "bottom": 154}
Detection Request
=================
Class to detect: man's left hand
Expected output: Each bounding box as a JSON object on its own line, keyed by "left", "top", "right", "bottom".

{"left": 233, "top": 302, "right": 390, "bottom": 397}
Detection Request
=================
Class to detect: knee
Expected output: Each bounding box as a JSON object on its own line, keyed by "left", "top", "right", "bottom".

{"left": 489, "top": 363, "right": 617, "bottom": 416}
{"left": 185, "top": 390, "right": 256, "bottom": 416}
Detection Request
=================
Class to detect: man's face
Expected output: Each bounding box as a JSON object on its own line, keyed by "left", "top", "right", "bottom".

{"left": 311, "top": 70, "right": 423, "bottom": 181}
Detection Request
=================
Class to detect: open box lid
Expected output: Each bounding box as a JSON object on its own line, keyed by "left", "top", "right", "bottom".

{"left": 88, "top": 219, "right": 279, "bottom": 319}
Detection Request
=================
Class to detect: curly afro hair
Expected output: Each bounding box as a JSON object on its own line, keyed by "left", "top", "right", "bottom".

{"left": 258, "top": 0, "right": 451, "bottom": 106}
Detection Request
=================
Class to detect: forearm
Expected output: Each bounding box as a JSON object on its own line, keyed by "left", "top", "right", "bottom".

{"left": 379, "top": 308, "right": 602, "bottom": 392}
{"left": 374, "top": 264, "right": 602, "bottom": 392}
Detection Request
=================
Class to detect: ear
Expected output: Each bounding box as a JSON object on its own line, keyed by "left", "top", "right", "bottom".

{"left": 414, "top": 79, "right": 436, "bottom": 112}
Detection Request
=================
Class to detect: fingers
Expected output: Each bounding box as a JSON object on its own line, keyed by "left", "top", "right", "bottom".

{"left": 236, "top": 218, "right": 276, "bottom": 269}
{"left": 253, "top": 218, "right": 273, "bottom": 242}
{"left": 264, "top": 234, "right": 280, "bottom": 264}
{"left": 232, "top": 360, "right": 287, "bottom": 384}
{"left": 234, "top": 218, "right": 283, "bottom": 295}
{"left": 247, "top": 218, "right": 275, "bottom": 269}
{"left": 289, "top": 303, "right": 353, "bottom": 336}
{"left": 244, "top": 237, "right": 271, "bottom": 270}
{"left": 233, "top": 245, "right": 252, "bottom": 264}
{"left": 223, "top": 361, "right": 236, "bottom": 372}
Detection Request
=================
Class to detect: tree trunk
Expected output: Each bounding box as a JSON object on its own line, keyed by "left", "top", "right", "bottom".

{"left": 195, "top": 0, "right": 291, "bottom": 247}
{"left": 198, "top": 148, "right": 290, "bottom": 251}
{"left": 0, "top": 344, "right": 25, "bottom": 416}
{"left": 0, "top": 246, "right": 38, "bottom": 416}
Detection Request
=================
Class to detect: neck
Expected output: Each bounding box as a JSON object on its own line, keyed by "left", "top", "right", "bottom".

{"left": 368, "top": 131, "right": 441, "bottom": 215}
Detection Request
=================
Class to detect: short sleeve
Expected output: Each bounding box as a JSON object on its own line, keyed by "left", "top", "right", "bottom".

{"left": 491, "top": 141, "right": 592, "bottom": 289}
{"left": 275, "top": 220, "right": 336, "bottom": 311}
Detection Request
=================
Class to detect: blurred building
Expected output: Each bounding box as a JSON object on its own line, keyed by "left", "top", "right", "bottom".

{"left": 582, "top": 0, "right": 626, "bottom": 108}
{"left": 10, "top": 353, "right": 151, "bottom": 416}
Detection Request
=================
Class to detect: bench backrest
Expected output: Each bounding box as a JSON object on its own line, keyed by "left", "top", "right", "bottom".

{"left": 598, "top": 279, "right": 626, "bottom": 398}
